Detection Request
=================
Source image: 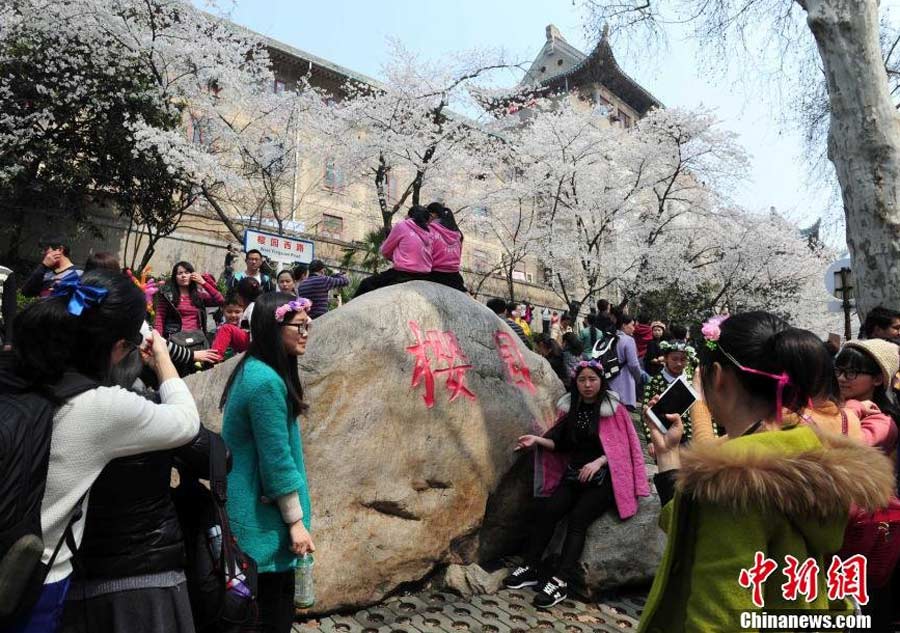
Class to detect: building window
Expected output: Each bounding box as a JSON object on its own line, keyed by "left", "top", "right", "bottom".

{"left": 621, "top": 113, "right": 633, "bottom": 128}
{"left": 189, "top": 115, "right": 211, "bottom": 147}
{"left": 472, "top": 249, "right": 491, "bottom": 273}
{"left": 319, "top": 214, "right": 344, "bottom": 239}
{"left": 323, "top": 159, "right": 346, "bottom": 192}
{"left": 384, "top": 170, "right": 398, "bottom": 204}
{"left": 512, "top": 263, "right": 527, "bottom": 282}
{"left": 274, "top": 79, "right": 286, "bottom": 93}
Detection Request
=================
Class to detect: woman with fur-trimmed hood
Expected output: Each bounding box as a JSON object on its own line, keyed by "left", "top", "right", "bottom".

{"left": 639, "top": 312, "right": 895, "bottom": 633}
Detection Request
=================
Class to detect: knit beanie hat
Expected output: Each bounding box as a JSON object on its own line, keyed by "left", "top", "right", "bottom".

{"left": 843, "top": 339, "right": 900, "bottom": 386}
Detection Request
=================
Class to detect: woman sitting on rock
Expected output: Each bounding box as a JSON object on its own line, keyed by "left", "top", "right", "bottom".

{"left": 425, "top": 203, "right": 467, "bottom": 293}
{"left": 505, "top": 359, "right": 649, "bottom": 608}
{"left": 353, "top": 205, "right": 434, "bottom": 297}
{"left": 639, "top": 312, "right": 895, "bottom": 632}
{"left": 219, "top": 293, "right": 315, "bottom": 633}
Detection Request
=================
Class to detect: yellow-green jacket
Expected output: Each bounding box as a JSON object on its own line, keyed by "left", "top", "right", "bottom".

{"left": 639, "top": 426, "right": 894, "bottom": 633}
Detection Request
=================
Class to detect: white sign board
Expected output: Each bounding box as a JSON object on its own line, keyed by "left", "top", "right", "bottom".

{"left": 243, "top": 229, "right": 314, "bottom": 265}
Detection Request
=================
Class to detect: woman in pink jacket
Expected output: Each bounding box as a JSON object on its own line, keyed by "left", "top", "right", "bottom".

{"left": 835, "top": 339, "right": 900, "bottom": 461}
{"left": 505, "top": 359, "right": 649, "bottom": 609}
{"left": 425, "top": 203, "right": 467, "bottom": 293}
{"left": 354, "top": 205, "right": 434, "bottom": 298}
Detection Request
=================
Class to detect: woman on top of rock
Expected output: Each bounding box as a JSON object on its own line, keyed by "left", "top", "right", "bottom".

{"left": 219, "top": 293, "right": 315, "bottom": 633}
{"left": 425, "top": 202, "right": 467, "bottom": 293}
{"left": 505, "top": 359, "right": 649, "bottom": 608}
{"left": 639, "top": 312, "right": 894, "bottom": 633}
{"left": 353, "top": 205, "right": 434, "bottom": 298}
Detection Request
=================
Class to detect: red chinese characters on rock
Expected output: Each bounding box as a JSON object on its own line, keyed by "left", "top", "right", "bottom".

{"left": 494, "top": 331, "right": 535, "bottom": 394}
{"left": 406, "top": 321, "right": 476, "bottom": 408}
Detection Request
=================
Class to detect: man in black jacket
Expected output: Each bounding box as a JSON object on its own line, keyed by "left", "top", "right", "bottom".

{"left": 21, "top": 234, "right": 83, "bottom": 298}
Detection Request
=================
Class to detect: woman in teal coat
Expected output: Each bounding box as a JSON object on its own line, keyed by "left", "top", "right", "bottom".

{"left": 220, "top": 293, "right": 315, "bottom": 633}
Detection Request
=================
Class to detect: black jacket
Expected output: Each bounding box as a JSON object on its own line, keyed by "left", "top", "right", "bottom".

{"left": 75, "top": 424, "right": 222, "bottom": 580}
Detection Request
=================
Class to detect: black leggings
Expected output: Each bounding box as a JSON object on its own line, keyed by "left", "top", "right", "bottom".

{"left": 353, "top": 268, "right": 427, "bottom": 298}
{"left": 525, "top": 476, "right": 614, "bottom": 582}
{"left": 241, "top": 570, "right": 295, "bottom": 633}
{"left": 424, "top": 271, "right": 467, "bottom": 293}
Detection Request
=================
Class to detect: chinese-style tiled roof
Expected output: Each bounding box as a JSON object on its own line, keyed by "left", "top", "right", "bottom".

{"left": 540, "top": 31, "right": 663, "bottom": 116}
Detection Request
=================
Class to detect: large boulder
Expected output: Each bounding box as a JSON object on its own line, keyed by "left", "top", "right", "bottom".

{"left": 185, "top": 281, "right": 564, "bottom": 613}
{"left": 547, "top": 492, "right": 666, "bottom": 598}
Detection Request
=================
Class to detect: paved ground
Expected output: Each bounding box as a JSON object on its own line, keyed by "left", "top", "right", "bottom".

{"left": 293, "top": 587, "right": 645, "bottom": 633}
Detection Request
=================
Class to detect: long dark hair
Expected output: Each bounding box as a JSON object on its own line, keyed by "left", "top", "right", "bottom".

{"left": 169, "top": 261, "right": 202, "bottom": 301}
{"left": 219, "top": 292, "right": 307, "bottom": 417}
{"left": 437, "top": 206, "right": 464, "bottom": 243}
{"left": 699, "top": 311, "right": 822, "bottom": 419}
{"left": 12, "top": 270, "right": 146, "bottom": 385}
{"left": 562, "top": 363, "right": 613, "bottom": 433}
{"left": 407, "top": 205, "right": 431, "bottom": 230}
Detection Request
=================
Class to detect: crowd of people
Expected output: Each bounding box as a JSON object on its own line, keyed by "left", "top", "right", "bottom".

{"left": 4, "top": 227, "right": 900, "bottom": 633}
{"left": 512, "top": 302, "right": 900, "bottom": 631}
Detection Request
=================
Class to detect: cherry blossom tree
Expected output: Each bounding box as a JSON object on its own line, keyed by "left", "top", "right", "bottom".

{"left": 0, "top": 0, "right": 286, "bottom": 267}
{"left": 580, "top": 0, "right": 900, "bottom": 321}
{"left": 332, "top": 40, "right": 519, "bottom": 230}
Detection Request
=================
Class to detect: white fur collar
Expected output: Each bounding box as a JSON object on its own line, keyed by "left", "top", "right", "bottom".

{"left": 555, "top": 390, "right": 621, "bottom": 418}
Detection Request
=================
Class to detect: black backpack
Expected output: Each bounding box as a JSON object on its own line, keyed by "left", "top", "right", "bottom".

{"left": 0, "top": 372, "right": 97, "bottom": 627}
{"left": 591, "top": 334, "right": 621, "bottom": 381}
{"left": 174, "top": 433, "right": 258, "bottom": 632}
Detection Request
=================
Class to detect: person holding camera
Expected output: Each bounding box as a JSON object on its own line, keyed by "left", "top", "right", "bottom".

{"left": 22, "top": 234, "right": 84, "bottom": 298}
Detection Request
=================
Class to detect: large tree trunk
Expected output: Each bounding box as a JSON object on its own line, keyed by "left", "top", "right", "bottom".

{"left": 805, "top": 0, "right": 900, "bottom": 318}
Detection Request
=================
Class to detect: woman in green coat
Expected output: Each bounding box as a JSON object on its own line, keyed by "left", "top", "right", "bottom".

{"left": 220, "top": 293, "right": 315, "bottom": 633}
{"left": 640, "top": 312, "right": 895, "bottom": 633}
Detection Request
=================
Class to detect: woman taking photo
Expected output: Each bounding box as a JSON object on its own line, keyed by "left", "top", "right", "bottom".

{"left": 220, "top": 293, "right": 314, "bottom": 633}
{"left": 505, "top": 359, "right": 649, "bottom": 608}
{"left": 639, "top": 312, "right": 894, "bottom": 632}
{"left": 153, "top": 261, "right": 223, "bottom": 339}
{"left": 0, "top": 270, "right": 200, "bottom": 632}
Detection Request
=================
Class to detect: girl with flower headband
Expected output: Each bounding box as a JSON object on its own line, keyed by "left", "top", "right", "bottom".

{"left": 505, "top": 359, "right": 649, "bottom": 609}
{"left": 640, "top": 340, "right": 697, "bottom": 446}
{"left": 638, "top": 311, "right": 895, "bottom": 633}
{"left": 219, "top": 294, "right": 315, "bottom": 633}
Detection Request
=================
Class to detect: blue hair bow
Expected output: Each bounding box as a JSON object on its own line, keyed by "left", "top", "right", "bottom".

{"left": 51, "top": 277, "right": 109, "bottom": 316}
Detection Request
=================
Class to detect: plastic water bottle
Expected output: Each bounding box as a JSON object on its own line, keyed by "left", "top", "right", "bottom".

{"left": 206, "top": 525, "right": 222, "bottom": 563}
{"left": 294, "top": 554, "right": 315, "bottom": 608}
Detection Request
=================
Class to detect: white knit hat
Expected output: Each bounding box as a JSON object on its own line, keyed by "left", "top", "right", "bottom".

{"left": 843, "top": 339, "right": 900, "bottom": 387}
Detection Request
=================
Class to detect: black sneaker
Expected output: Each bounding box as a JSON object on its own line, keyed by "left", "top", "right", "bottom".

{"left": 533, "top": 576, "right": 568, "bottom": 609}
{"left": 503, "top": 564, "right": 540, "bottom": 589}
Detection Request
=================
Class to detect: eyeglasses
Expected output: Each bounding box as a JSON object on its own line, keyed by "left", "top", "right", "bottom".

{"left": 834, "top": 367, "right": 876, "bottom": 381}
{"left": 281, "top": 321, "right": 310, "bottom": 335}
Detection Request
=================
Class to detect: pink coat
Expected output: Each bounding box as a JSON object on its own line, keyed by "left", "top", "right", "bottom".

{"left": 844, "top": 399, "right": 899, "bottom": 458}
{"left": 534, "top": 393, "right": 650, "bottom": 520}
{"left": 380, "top": 218, "right": 433, "bottom": 274}
{"left": 429, "top": 222, "right": 462, "bottom": 273}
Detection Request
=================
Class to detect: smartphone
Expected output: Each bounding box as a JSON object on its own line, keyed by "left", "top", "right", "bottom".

{"left": 648, "top": 376, "right": 698, "bottom": 433}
